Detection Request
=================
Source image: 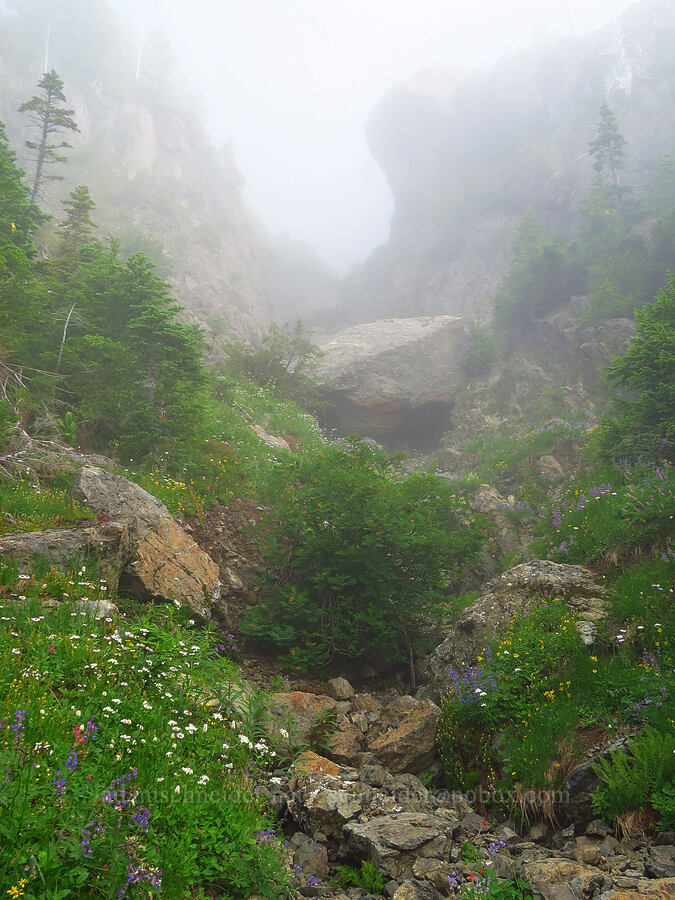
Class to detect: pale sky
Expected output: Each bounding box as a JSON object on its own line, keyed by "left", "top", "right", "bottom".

{"left": 114, "top": 0, "right": 634, "bottom": 271}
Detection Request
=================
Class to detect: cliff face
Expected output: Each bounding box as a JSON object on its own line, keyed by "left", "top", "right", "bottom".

{"left": 341, "top": 0, "right": 675, "bottom": 324}
{"left": 0, "top": 1, "right": 336, "bottom": 340}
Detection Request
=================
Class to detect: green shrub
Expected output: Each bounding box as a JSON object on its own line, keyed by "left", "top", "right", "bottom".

{"left": 594, "top": 273, "right": 675, "bottom": 461}
{"left": 592, "top": 728, "right": 675, "bottom": 824}
{"left": 464, "top": 323, "right": 500, "bottom": 378}
{"left": 652, "top": 781, "right": 675, "bottom": 829}
{"left": 224, "top": 320, "right": 323, "bottom": 410}
{"left": 242, "top": 438, "right": 487, "bottom": 671}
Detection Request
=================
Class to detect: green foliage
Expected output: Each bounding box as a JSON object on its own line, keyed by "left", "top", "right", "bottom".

{"left": 334, "top": 860, "right": 387, "bottom": 893}
{"left": 438, "top": 572, "right": 674, "bottom": 808}
{"left": 594, "top": 275, "right": 675, "bottom": 461}
{"left": 652, "top": 781, "right": 675, "bottom": 830}
{"left": 0, "top": 121, "right": 45, "bottom": 278}
{"left": 58, "top": 185, "right": 97, "bottom": 256}
{"left": 0, "top": 565, "right": 294, "bottom": 898}
{"left": 463, "top": 323, "right": 500, "bottom": 378}
{"left": 242, "top": 438, "right": 487, "bottom": 671}
{"left": 58, "top": 411, "right": 78, "bottom": 446}
{"left": 224, "top": 321, "right": 324, "bottom": 410}
{"left": 589, "top": 102, "right": 626, "bottom": 186}
{"left": 0, "top": 476, "right": 94, "bottom": 534}
{"left": 19, "top": 70, "right": 79, "bottom": 202}
{"left": 493, "top": 212, "right": 584, "bottom": 330}
{"left": 592, "top": 728, "right": 675, "bottom": 824}
{"left": 533, "top": 461, "right": 674, "bottom": 564}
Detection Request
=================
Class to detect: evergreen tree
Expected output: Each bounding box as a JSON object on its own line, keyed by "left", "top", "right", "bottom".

{"left": 493, "top": 211, "right": 584, "bottom": 330}
{"left": 19, "top": 70, "right": 79, "bottom": 202}
{"left": 58, "top": 185, "right": 96, "bottom": 255}
{"left": 589, "top": 101, "right": 626, "bottom": 186}
{"left": 0, "top": 121, "right": 44, "bottom": 277}
{"left": 595, "top": 274, "right": 675, "bottom": 460}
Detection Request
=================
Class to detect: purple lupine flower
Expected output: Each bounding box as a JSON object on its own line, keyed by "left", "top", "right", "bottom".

{"left": 52, "top": 771, "right": 67, "bottom": 802}
{"left": 130, "top": 807, "right": 151, "bottom": 834}
{"left": 10, "top": 709, "right": 26, "bottom": 743}
{"left": 66, "top": 750, "right": 78, "bottom": 772}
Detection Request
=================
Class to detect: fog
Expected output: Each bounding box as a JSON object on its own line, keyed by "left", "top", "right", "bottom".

{"left": 112, "top": 1, "right": 630, "bottom": 271}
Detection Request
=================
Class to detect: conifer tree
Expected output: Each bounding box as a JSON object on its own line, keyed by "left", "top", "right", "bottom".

{"left": 58, "top": 185, "right": 96, "bottom": 255}
{"left": 589, "top": 101, "right": 626, "bottom": 186}
{"left": 19, "top": 69, "right": 79, "bottom": 202}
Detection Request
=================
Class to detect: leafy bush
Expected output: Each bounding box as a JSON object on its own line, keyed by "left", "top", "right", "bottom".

{"left": 592, "top": 728, "right": 675, "bottom": 825}
{"left": 224, "top": 321, "right": 323, "bottom": 410}
{"left": 493, "top": 212, "right": 585, "bottom": 330}
{"left": 652, "top": 781, "right": 675, "bottom": 830}
{"left": 242, "top": 438, "right": 487, "bottom": 671}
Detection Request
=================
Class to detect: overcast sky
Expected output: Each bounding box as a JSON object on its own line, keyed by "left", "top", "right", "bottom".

{"left": 115, "top": 0, "right": 634, "bottom": 272}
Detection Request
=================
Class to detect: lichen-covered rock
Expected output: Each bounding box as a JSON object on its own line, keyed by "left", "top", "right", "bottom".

{"left": 0, "top": 521, "right": 130, "bottom": 590}
{"left": 341, "top": 811, "right": 459, "bottom": 880}
{"left": 393, "top": 880, "right": 441, "bottom": 900}
{"left": 327, "top": 721, "right": 371, "bottom": 767}
{"left": 327, "top": 676, "right": 355, "bottom": 700}
{"left": 366, "top": 698, "right": 441, "bottom": 774}
{"left": 71, "top": 466, "right": 220, "bottom": 616}
{"left": 266, "top": 691, "right": 337, "bottom": 744}
{"left": 420, "top": 560, "right": 606, "bottom": 702}
{"left": 518, "top": 858, "right": 609, "bottom": 900}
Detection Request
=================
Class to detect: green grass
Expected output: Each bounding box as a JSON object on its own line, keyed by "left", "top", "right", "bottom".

{"left": 532, "top": 461, "right": 674, "bottom": 564}
{"left": 0, "top": 560, "right": 295, "bottom": 899}
{"left": 0, "top": 478, "right": 94, "bottom": 534}
{"left": 119, "top": 377, "right": 326, "bottom": 520}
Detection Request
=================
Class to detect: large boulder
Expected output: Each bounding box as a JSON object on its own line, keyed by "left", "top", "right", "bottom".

{"left": 316, "top": 316, "right": 466, "bottom": 445}
{"left": 365, "top": 697, "right": 441, "bottom": 774}
{"left": 341, "top": 811, "right": 459, "bottom": 881}
{"left": 70, "top": 466, "right": 221, "bottom": 615}
{"left": 420, "top": 560, "right": 607, "bottom": 702}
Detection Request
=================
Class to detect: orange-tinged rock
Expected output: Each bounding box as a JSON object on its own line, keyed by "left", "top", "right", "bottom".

{"left": 294, "top": 751, "right": 340, "bottom": 777}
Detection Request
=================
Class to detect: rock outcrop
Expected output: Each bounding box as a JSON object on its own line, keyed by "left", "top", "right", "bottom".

{"left": 0, "top": 465, "right": 221, "bottom": 617}
{"left": 343, "top": 1, "right": 675, "bottom": 325}
{"left": 317, "top": 316, "right": 466, "bottom": 445}
{"left": 70, "top": 467, "right": 221, "bottom": 615}
{"left": 419, "top": 560, "right": 607, "bottom": 703}
{"left": 263, "top": 747, "right": 675, "bottom": 898}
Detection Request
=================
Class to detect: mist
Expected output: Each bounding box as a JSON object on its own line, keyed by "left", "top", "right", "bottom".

{"left": 108, "top": 0, "right": 633, "bottom": 272}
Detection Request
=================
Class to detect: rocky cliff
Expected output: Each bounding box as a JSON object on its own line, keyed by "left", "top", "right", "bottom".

{"left": 0, "top": 0, "right": 336, "bottom": 340}
{"left": 340, "top": 0, "right": 675, "bottom": 324}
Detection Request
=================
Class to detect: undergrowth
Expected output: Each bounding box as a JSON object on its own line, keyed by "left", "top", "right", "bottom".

{"left": 0, "top": 559, "right": 295, "bottom": 899}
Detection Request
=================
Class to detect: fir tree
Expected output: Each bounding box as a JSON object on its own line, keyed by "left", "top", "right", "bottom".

{"left": 19, "top": 70, "right": 79, "bottom": 202}
{"left": 58, "top": 185, "right": 96, "bottom": 255}
{"left": 589, "top": 101, "right": 626, "bottom": 186}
